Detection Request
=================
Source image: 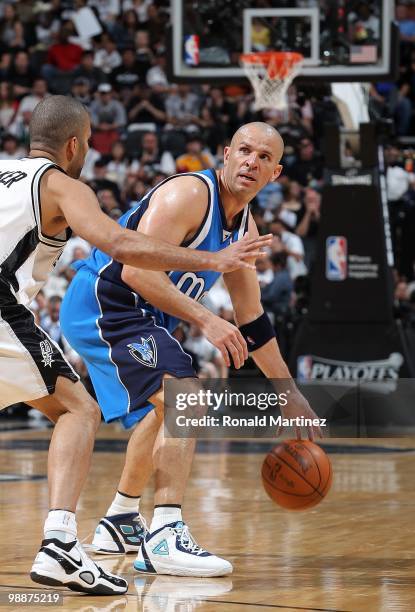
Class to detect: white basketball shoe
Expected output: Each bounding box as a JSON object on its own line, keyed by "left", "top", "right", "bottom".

{"left": 133, "top": 521, "right": 233, "bottom": 577}
{"left": 31, "top": 537, "right": 128, "bottom": 594}
{"left": 92, "top": 512, "right": 147, "bottom": 554}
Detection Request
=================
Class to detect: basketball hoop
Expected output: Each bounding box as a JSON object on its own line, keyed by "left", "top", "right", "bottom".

{"left": 240, "top": 51, "right": 304, "bottom": 111}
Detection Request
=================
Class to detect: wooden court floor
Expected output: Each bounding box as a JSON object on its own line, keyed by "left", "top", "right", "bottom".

{"left": 0, "top": 422, "right": 414, "bottom": 612}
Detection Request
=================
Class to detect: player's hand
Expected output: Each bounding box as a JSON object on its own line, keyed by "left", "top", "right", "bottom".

{"left": 277, "top": 390, "right": 323, "bottom": 441}
{"left": 212, "top": 233, "right": 272, "bottom": 273}
{"left": 200, "top": 314, "right": 248, "bottom": 369}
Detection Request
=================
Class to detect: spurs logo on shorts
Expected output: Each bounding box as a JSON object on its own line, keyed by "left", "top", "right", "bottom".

{"left": 40, "top": 340, "right": 55, "bottom": 368}
{"left": 128, "top": 336, "right": 157, "bottom": 368}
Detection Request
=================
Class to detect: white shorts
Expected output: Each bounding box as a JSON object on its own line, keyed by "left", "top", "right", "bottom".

{"left": 0, "top": 300, "right": 79, "bottom": 410}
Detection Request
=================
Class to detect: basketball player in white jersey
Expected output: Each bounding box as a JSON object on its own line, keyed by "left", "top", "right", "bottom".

{"left": 0, "top": 96, "right": 270, "bottom": 594}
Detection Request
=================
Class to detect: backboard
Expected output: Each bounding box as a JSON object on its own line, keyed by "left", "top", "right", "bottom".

{"left": 169, "top": 0, "right": 398, "bottom": 84}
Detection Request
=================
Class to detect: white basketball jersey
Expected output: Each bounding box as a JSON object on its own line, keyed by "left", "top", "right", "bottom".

{"left": 0, "top": 157, "right": 70, "bottom": 306}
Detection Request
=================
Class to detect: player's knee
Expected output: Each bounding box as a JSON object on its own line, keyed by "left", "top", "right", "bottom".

{"left": 82, "top": 398, "right": 101, "bottom": 430}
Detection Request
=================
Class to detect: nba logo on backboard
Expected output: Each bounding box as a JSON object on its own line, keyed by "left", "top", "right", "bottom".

{"left": 297, "top": 355, "right": 312, "bottom": 381}
{"left": 184, "top": 35, "right": 199, "bottom": 66}
{"left": 326, "top": 236, "right": 347, "bottom": 281}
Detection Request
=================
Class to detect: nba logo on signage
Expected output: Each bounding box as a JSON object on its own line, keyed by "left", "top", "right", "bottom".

{"left": 184, "top": 35, "right": 199, "bottom": 66}
{"left": 297, "top": 355, "right": 312, "bottom": 381}
{"left": 326, "top": 236, "right": 347, "bottom": 281}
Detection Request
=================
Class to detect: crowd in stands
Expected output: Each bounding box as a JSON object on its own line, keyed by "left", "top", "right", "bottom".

{"left": 1, "top": 0, "right": 415, "bottom": 416}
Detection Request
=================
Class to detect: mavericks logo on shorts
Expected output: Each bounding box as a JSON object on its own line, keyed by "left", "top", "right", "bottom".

{"left": 128, "top": 336, "right": 158, "bottom": 368}
{"left": 40, "top": 339, "right": 54, "bottom": 368}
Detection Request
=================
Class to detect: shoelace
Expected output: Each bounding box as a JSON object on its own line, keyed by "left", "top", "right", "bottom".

{"left": 172, "top": 524, "right": 206, "bottom": 555}
{"left": 136, "top": 513, "right": 148, "bottom": 534}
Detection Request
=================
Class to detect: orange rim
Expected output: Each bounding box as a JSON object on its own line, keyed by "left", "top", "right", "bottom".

{"left": 240, "top": 51, "right": 303, "bottom": 79}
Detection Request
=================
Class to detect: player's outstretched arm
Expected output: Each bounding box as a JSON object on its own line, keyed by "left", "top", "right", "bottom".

{"left": 46, "top": 171, "right": 269, "bottom": 273}
{"left": 223, "top": 214, "right": 322, "bottom": 440}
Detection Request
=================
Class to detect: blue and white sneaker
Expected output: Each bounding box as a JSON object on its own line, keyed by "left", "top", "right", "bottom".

{"left": 133, "top": 521, "right": 233, "bottom": 577}
{"left": 92, "top": 513, "right": 147, "bottom": 555}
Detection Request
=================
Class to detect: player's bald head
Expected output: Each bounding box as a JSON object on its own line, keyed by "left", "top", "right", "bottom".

{"left": 230, "top": 122, "right": 284, "bottom": 162}
{"left": 29, "top": 95, "right": 90, "bottom": 153}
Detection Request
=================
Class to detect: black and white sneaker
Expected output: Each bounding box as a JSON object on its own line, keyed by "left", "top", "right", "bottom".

{"left": 30, "top": 538, "right": 128, "bottom": 595}
{"left": 92, "top": 513, "right": 147, "bottom": 554}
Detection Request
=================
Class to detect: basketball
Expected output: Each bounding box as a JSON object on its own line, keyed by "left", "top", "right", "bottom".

{"left": 261, "top": 440, "right": 332, "bottom": 510}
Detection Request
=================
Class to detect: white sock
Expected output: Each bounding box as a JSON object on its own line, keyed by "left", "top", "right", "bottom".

{"left": 44, "top": 510, "right": 77, "bottom": 543}
{"left": 106, "top": 491, "right": 140, "bottom": 517}
{"left": 150, "top": 505, "right": 182, "bottom": 532}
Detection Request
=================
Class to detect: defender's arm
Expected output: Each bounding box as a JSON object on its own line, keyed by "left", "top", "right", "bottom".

{"left": 43, "top": 169, "right": 268, "bottom": 273}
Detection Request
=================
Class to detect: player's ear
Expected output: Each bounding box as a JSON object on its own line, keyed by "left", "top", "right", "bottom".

{"left": 271, "top": 164, "right": 283, "bottom": 181}
{"left": 223, "top": 146, "right": 230, "bottom": 165}
{"left": 66, "top": 136, "right": 77, "bottom": 160}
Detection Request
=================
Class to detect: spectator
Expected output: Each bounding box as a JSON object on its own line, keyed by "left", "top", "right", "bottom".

{"left": 176, "top": 133, "right": 214, "bottom": 173}
{"left": 93, "top": 33, "right": 122, "bottom": 75}
{"left": 280, "top": 180, "right": 302, "bottom": 214}
{"left": 183, "top": 323, "right": 228, "bottom": 378}
{"left": 295, "top": 187, "right": 321, "bottom": 270}
{"left": 127, "top": 84, "right": 166, "bottom": 127}
{"left": 7, "top": 51, "right": 35, "bottom": 99}
{"left": 88, "top": 158, "right": 121, "bottom": 201}
{"left": 166, "top": 84, "right": 201, "bottom": 131}
{"left": 34, "top": 10, "right": 60, "bottom": 50}
{"left": 71, "top": 77, "right": 92, "bottom": 107}
{"left": 7, "top": 19, "right": 26, "bottom": 52}
{"left": 251, "top": 18, "right": 271, "bottom": 52}
{"left": 112, "top": 9, "right": 139, "bottom": 50}
{"left": 123, "top": 0, "right": 152, "bottom": 24}
{"left": 42, "top": 25, "right": 83, "bottom": 86}
{"left": 136, "top": 131, "right": 174, "bottom": 176}
{"left": 146, "top": 48, "right": 169, "bottom": 93}
{"left": 285, "top": 137, "right": 323, "bottom": 186}
{"left": 0, "top": 81, "right": 18, "bottom": 132}
{"left": 203, "top": 276, "right": 234, "bottom": 322}
{"left": 146, "top": 5, "right": 170, "bottom": 46}
{"left": 256, "top": 255, "right": 274, "bottom": 288}
{"left": 0, "top": 3, "right": 17, "bottom": 48}
{"left": 271, "top": 215, "right": 307, "bottom": 280}
{"left": 97, "top": 188, "right": 122, "bottom": 216}
{"left": 134, "top": 30, "right": 153, "bottom": 80}
{"left": 40, "top": 295, "right": 64, "bottom": 347}
{"left": 111, "top": 47, "right": 142, "bottom": 93}
{"left": 8, "top": 108, "right": 31, "bottom": 147}
{"left": 105, "top": 140, "right": 138, "bottom": 189}
{"left": 80, "top": 145, "right": 101, "bottom": 182}
{"left": 16, "top": 78, "right": 49, "bottom": 118}
{"left": 348, "top": 2, "right": 380, "bottom": 43}
{"left": 261, "top": 252, "right": 293, "bottom": 317}
{"left": 90, "top": 83, "right": 127, "bottom": 153}
{"left": 72, "top": 50, "right": 106, "bottom": 91}
{"left": 0, "top": 133, "right": 26, "bottom": 160}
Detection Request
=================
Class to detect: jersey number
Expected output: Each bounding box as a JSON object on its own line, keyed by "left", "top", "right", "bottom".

{"left": 175, "top": 272, "right": 207, "bottom": 302}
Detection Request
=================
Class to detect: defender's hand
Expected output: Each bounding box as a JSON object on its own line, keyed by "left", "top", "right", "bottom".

{"left": 212, "top": 234, "right": 272, "bottom": 273}
{"left": 277, "top": 391, "right": 323, "bottom": 441}
{"left": 200, "top": 314, "right": 248, "bottom": 369}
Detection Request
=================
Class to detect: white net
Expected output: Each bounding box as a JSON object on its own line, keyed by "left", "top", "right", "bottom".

{"left": 241, "top": 52, "right": 304, "bottom": 111}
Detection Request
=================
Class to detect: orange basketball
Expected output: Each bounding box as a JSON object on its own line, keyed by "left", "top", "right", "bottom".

{"left": 261, "top": 440, "right": 332, "bottom": 510}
